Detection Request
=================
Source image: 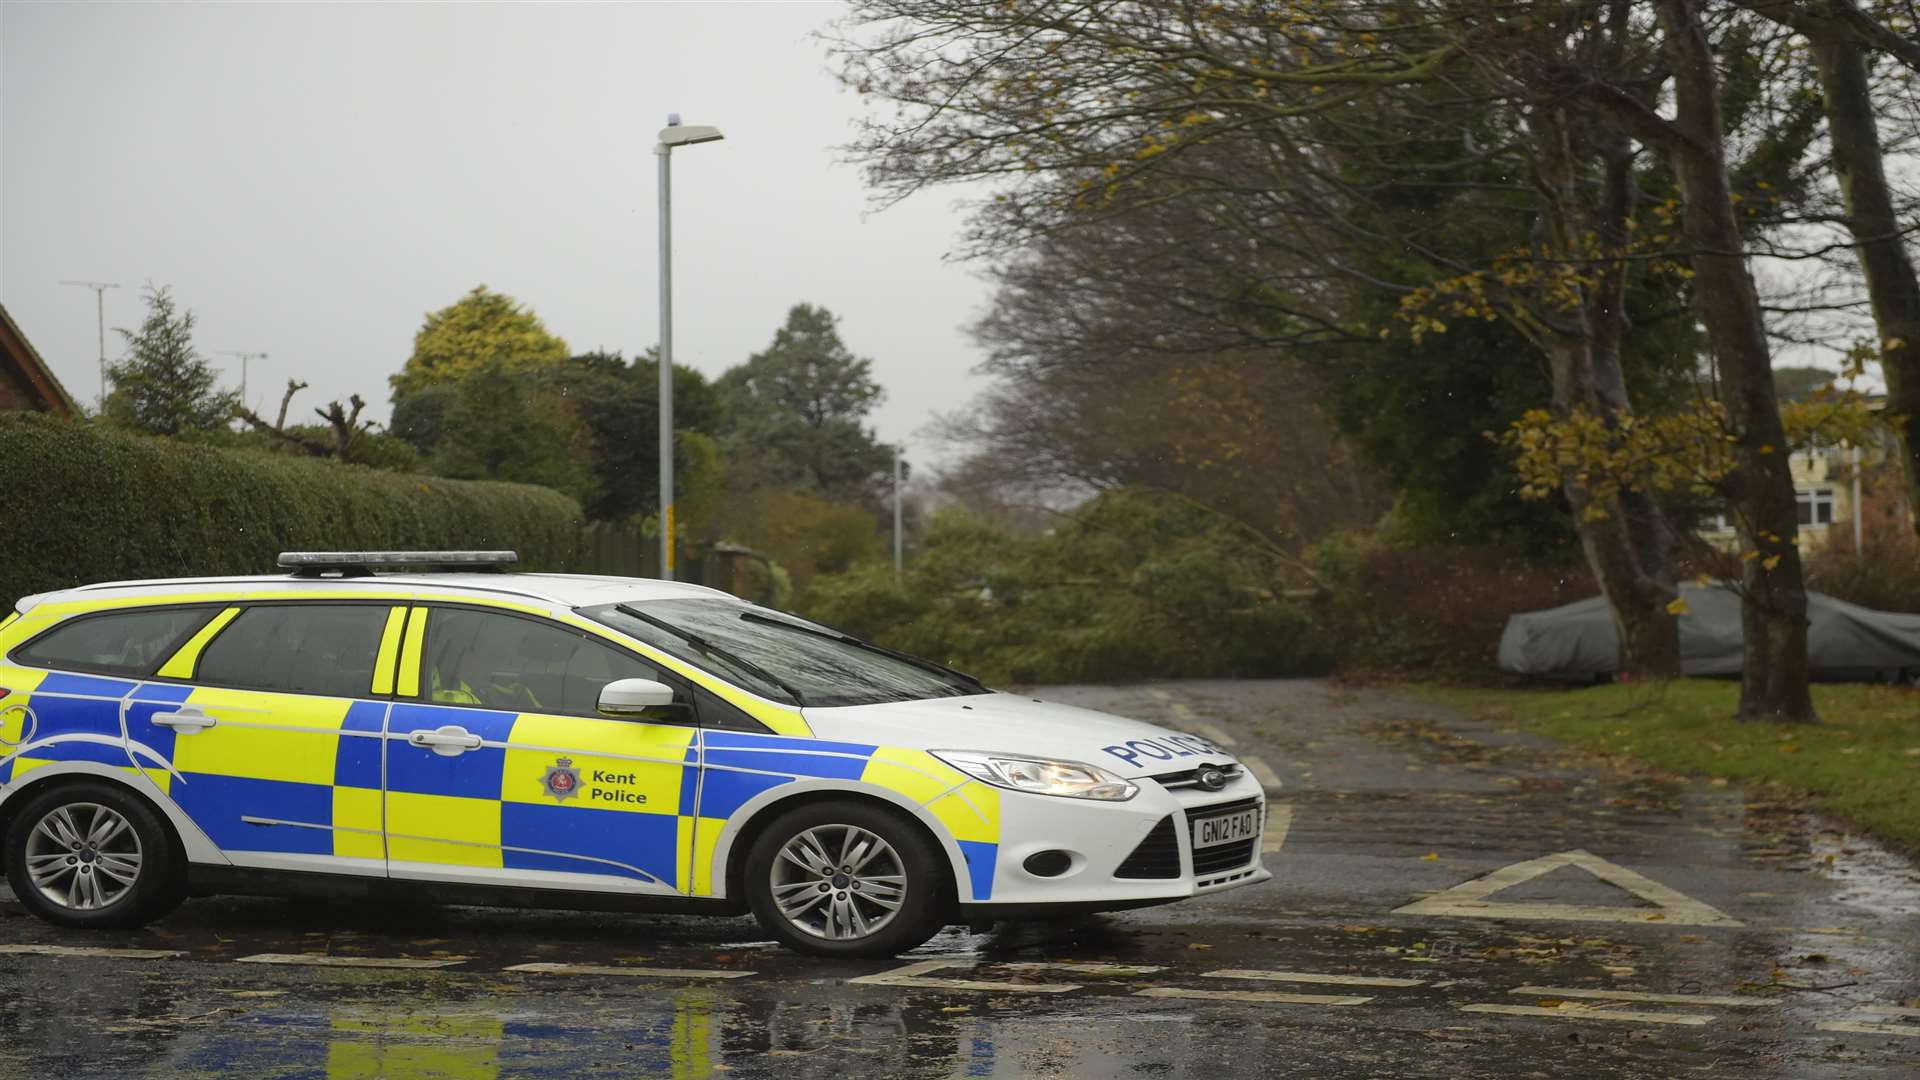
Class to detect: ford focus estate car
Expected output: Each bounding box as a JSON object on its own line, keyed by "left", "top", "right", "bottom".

{"left": 0, "top": 552, "right": 1269, "bottom": 956}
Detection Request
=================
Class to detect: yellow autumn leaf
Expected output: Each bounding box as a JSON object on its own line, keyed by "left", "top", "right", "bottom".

{"left": 1667, "top": 598, "right": 1690, "bottom": 615}
{"left": 1763, "top": 555, "right": 1782, "bottom": 570}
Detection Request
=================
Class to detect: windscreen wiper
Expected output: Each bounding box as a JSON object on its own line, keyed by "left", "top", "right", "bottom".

{"left": 616, "top": 605, "right": 809, "bottom": 707}
{"left": 740, "top": 611, "right": 987, "bottom": 693}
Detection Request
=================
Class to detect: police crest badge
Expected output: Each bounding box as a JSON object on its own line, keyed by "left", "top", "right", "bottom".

{"left": 542, "top": 757, "right": 581, "bottom": 802}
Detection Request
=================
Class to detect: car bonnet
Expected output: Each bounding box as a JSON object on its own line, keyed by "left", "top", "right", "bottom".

{"left": 798, "top": 692, "right": 1239, "bottom": 780}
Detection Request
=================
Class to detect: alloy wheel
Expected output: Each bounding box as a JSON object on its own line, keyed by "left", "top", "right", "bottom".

{"left": 24, "top": 802, "right": 144, "bottom": 912}
{"left": 768, "top": 824, "right": 908, "bottom": 941}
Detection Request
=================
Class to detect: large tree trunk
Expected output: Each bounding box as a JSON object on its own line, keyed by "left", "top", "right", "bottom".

{"left": 1531, "top": 102, "right": 1683, "bottom": 680}
{"left": 1544, "top": 339, "right": 1683, "bottom": 680}
{"left": 1656, "top": 0, "right": 1817, "bottom": 723}
{"left": 1809, "top": 34, "right": 1920, "bottom": 534}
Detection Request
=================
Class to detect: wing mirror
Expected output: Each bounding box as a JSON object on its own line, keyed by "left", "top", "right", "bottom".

{"left": 598, "top": 678, "right": 678, "bottom": 717}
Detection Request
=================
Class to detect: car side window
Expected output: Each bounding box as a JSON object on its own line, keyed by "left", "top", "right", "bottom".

{"left": 196, "top": 605, "right": 391, "bottom": 697}
{"left": 421, "top": 608, "right": 685, "bottom": 720}
{"left": 15, "top": 607, "right": 217, "bottom": 677}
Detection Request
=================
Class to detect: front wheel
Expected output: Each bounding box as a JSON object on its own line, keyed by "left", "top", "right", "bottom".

{"left": 744, "top": 800, "right": 948, "bottom": 958}
{"left": 4, "top": 781, "right": 183, "bottom": 930}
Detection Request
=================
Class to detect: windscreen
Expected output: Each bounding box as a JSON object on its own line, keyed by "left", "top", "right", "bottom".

{"left": 587, "top": 600, "right": 984, "bottom": 708}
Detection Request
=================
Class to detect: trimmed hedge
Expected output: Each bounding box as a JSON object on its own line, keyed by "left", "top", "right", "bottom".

{"left": 1, "top": 412, "right": 584, "bottom": 604}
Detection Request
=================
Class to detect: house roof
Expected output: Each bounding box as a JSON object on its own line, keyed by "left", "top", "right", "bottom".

{"left": 0, "top": 302, "right": 81, "bottom": 416}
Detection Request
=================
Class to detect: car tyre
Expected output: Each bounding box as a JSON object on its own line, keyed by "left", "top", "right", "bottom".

{"left": 744, "top": 800, "right": 948, "bottom": 958}
{"left": 4, "top": 781, "right": 185, "bottom": 930}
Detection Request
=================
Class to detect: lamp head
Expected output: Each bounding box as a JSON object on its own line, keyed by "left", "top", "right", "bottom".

{"left": 658, "top": 122, "right": 724, "bottom": 148}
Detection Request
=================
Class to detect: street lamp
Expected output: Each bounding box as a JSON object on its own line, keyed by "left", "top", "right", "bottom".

{"left": 655, "top": 113, "right": 725, "bottom": 581}
{"left": 59, "top": 280, "right": 121, "bottom": 410}
{"left": 215, "top": 350, "right": 269, "bottom": 413}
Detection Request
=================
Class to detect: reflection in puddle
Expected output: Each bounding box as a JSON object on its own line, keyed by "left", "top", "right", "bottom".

{"left": 212, "top": 991, "right": 736, "bottom": 1079}
{"left": 324, "top": 1009, "right": 503, "bottom": 1079}
{"left": 124, "top": 985, "right": 999, "bottom": 1078}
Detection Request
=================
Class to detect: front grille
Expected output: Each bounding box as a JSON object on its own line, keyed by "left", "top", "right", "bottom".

{"left": 1114, "top": 815, "right": 1181, "bottom": 879}
{"left": 1147, "top": 761, "right": 1244, "bottom": 791}
{"left": 1193, "top": 838, "right": 1258, "bottom": 876}
{"left": 1188, "top": 797, "right": 1262, "bottom": 877}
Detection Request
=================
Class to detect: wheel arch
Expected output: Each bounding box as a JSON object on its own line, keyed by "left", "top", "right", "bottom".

{"left": 714, "top": 782, "right": 966, "bottom": 912}
{"left": 0, "top": 763, "right": 221, "bottom": 867}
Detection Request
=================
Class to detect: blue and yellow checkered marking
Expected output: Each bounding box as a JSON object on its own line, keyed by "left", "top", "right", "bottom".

{"left": 154, "top": 687, "right": 384, "bottom": 858}
{"left": 385, "top": 704, "right": 698, "bottom": 887}
{"left": 1, "top": 670, "right": 141, "bottom": 786}
{"left": 3, "top": 653, "right": 1009, "bottom": 901}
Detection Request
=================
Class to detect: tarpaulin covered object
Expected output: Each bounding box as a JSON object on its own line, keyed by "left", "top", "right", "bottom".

{"left": 1498, "top": 583, "right": 1920, "bottom": 681}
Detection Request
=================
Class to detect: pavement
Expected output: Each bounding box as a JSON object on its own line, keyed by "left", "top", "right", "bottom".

{"left": 1, "top": 679, "right": 1916, "bottom": 1078}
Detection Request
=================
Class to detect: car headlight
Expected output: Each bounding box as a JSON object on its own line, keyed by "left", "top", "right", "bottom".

{"left": 931, "top": 750, "right": 1138, "bottom": 801}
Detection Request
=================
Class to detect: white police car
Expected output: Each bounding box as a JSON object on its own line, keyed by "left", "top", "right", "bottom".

{"left": 0, "top": 552, "right": 1269, "bottom": 956}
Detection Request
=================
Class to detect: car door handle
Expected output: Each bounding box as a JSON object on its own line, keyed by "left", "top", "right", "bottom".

{"left": 408, "top": 725, "right": 484, "bottom": 757}
{"left": 152, "top": 707, "right": 217, "bottom": 733}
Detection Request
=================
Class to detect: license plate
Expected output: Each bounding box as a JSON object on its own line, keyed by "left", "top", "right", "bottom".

{"left": 1192, "top": 808, "right": 1259, "bottom": 849}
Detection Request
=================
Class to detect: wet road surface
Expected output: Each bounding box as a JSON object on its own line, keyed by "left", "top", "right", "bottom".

{"left": 2, "top": 679, "right": 1916, "bottom": 1078}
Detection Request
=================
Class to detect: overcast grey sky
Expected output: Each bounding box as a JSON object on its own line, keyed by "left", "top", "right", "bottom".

{"left": 1, "top": 1, "right": 989, "bottom": 452}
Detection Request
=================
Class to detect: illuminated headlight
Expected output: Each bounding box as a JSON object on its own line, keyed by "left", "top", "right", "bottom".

{"left": 931, "top": 751, "right": 1138, "bottom": 801}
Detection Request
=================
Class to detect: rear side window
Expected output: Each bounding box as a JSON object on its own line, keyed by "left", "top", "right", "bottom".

{"left": 15, "top": 607, "right": 217, "bottom": 677}
{"left": 197, "top": 605, "right": 391, "bottom": 698}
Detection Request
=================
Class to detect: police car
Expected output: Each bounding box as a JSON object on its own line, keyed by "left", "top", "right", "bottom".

{"left": 0, "top": 552, "right": 1268, "bottom": 956}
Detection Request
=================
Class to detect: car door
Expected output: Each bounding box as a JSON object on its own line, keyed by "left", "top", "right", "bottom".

{"left": 382, "top": 605, "right": 700, "bottom": 895}
{"left": 128, "top": 602, "right": 405, "bottom": 875}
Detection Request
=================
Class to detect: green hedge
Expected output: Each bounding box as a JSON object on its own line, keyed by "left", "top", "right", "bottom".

{"left": 0, "top": 412, "right": 584, "bottom": 604}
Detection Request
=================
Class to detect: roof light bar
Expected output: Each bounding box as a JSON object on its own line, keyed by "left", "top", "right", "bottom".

{"left": 278, "top": 551, "right": 519, "bottom": 577}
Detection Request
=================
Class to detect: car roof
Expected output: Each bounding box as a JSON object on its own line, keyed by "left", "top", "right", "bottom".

{"left": 18, "top": 572, "right": 741, "bottom": 614}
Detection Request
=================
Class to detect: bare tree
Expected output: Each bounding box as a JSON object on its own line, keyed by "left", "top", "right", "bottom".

{"left": 238, "top": 379, "right": 380, "bottom": 463}
{"left": 1732, "top": 0, "right": 1920, "bottom": 536}
{"left": 1570, "top": 0, "right": 1819, "bottom": 721}
{"left": 835, "top": 1, "right": 1698, "bottom": 675}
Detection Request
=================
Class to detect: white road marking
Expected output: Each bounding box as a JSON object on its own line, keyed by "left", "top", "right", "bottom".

{"left": 1263, "top": 804, "right": 1293, "bottom": 854}
{"left": 1184, "top": 720, "right": 1238, "bottom": 748}
{"left": 850, "top": 959, "right": 1082, "bottom": 994}
{"left": 1134, "top": 987, "right": 1371, "bottom": 1006}
{"left": 1000, "top": 961, "right": 1164, "bottom": 976}
{"left": 234, "top": 953, "right": 464, "bottom": 969}
{"left": 1817, "top": 1020, "right": 1920, "bottom": 1038}
{"left": 1241, "top": 755, "right": 1284, "bottom": 793}
{"left": 1205, "top": 969, "right": 1424, "bottom": 988}
{"left": 505, "top": 962, "right": 753, "bottom": 980}
{"left": 1393, "top": 849, "right": 1742, "bottom": 927}
{"left": 1151, "top": 690, "right": 1238, "bottom": 747}
{"left": 1461, "top": 1003, "right": 1711, "bottom": 1026}
{"left": 0, "top": 945, "right": 182, "bottom": 960}
{"left": 1511, "top": 985, "right": 1777, "bottom": 1008}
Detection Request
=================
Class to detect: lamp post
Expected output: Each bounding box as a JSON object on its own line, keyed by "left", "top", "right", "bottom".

{"left": 215, "top": 350, "right": 269, "bottom": 413}
{"left": 59, "top": 280, "right": 120, "bottom": 410}
{"left": 654, "top": 114, "right": 725, "bottom": 581}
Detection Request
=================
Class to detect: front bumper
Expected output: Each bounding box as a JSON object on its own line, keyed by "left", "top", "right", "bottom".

{"left": 958, "top": 771, "right": 1270, "bottom": 910}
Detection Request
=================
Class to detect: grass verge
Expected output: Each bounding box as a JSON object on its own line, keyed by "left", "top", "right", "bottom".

{"left": 1415, "top": 679, "right": 1920, "bottom": 854}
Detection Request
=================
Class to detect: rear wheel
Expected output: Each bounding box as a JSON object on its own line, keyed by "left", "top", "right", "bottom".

{"left": 744, "top": 800, "right": 947, "bottom": 958}
{"left": 4, "top": 781, "right": 184, "bottom": 930}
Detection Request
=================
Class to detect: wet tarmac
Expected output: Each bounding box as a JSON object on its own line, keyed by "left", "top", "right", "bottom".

{"left": 1, "top": 679, "right": 1916, "bottom": 1078}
